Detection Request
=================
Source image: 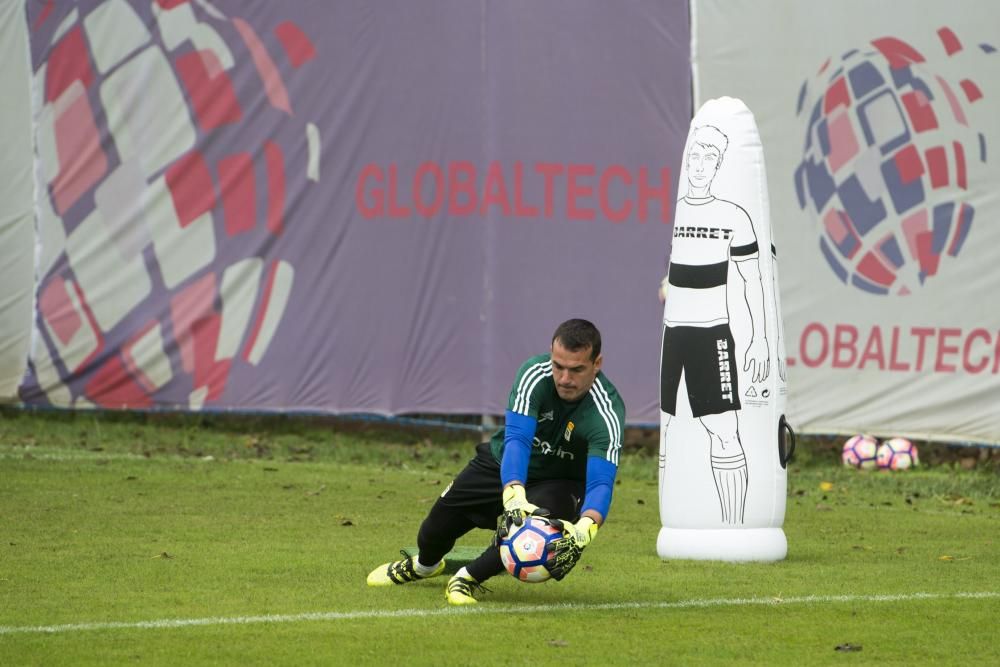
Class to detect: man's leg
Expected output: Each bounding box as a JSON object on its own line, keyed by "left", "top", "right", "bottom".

{"left": 700, "top": 411, "right": 748, "bottom": 525}
{"left": 368, "top": 443, "right": 500, "bottom": 587}
{"left": 463, "top": 477, "right": 582, "bottom": 580}
{"left": 659, "top": 414, "right": 671, "bottom": 491}
{"left": 365, "top": 493, "right": 464, "bottom": 587}
{"left": 447, "top": 478, "right": 583, "bottom": 605}
{"left": 462, "top": 544, "right": 504, "bottom": 584}
{"left": 441, "top": 445, "right": 507, "bottom": 604}
{"left": 416, "top": 500, "right": 479, "bottom": 568}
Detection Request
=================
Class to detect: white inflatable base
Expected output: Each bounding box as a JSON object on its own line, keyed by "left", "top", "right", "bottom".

{"left": 657, "top": 526, "right": 787, "bottom": 562}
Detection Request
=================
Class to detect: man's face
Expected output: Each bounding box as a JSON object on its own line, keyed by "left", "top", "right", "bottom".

{"left": 550, "top": 338, "right": 602, "bottom": 403}
{"left": 687, "top": 142, "right": 720, "bottom": 188}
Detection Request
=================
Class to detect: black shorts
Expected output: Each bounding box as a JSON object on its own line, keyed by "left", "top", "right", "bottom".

{"left": 660, "top": 323, "right": 741, "bottom": 418}
{"left": 436, "top": 442, "right": 584, "bottom": 528}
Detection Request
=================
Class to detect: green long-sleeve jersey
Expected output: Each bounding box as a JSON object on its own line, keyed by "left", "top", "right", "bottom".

{"left": 489, "top": 354, "right": 626, "bottom": 482}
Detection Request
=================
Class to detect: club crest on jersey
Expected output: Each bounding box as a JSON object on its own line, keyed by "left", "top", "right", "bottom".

{"left": 564, "top": 421, "right": 575, "bottom": 441}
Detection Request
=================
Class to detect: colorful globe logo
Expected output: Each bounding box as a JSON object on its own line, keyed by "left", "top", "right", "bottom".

{"left": 793, "top": 28, "right": 993, "bottom": 295}
{"left": 23, "top": 1, "right": 318, "bottom": 409}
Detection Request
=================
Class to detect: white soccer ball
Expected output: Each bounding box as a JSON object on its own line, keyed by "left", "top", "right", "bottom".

{"left": 876, "top": 437, "right": 919, "bottom": 471}
{"left": 841, "top": 434, "right": 878, "bottom": 469}
{"left": 499, "top": 517, "right": 561, "bottom": 583}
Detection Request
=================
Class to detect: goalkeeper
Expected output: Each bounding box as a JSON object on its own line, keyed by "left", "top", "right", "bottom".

{"left": 367, "top": 318, "right": 625, "bottom": 605}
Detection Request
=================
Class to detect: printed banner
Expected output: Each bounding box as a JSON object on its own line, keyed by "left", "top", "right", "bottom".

{"left": 0, "top": 0, "right": 34, "bottom": 400}
{"left": 694, "top": 0, "right": 1000, "bottom": 443}
{"left": 10, "top": 1, "right": 690, "bottom": 422}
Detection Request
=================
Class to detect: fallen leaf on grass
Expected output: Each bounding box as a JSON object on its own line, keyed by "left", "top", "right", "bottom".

{"left": 815, "top": 503, "right": 832, "bottom": 511}
{"left": 306, "top": 485, "right": 327, "bottom": 496}
{"left": 341, "top": 519, "right": 354, "bottom": 526}
{"left": 151, "top": 552, "right": 174, "bottom": 559}
{"left": 819, "top": 481, "right": 834, "bottom": 491}
{"left": 938, "top": 555, "right": 954, "bottom": 561}
{"left": 834, "top": 644, "right": 862, "bottom": 652}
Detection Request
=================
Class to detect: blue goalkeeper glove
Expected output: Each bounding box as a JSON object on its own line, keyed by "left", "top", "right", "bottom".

{"left": 545, "top": 516, "right": 598, "bottom": 581}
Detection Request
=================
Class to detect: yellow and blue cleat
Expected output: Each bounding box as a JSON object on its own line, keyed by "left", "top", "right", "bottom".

{"left": 445, "top": 574, "right": 486, "bottom": 605}
{"left": 367, "top": 551, "right": 445, "bottom": 586}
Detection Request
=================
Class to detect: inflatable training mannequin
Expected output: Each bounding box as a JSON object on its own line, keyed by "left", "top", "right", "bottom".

{"left": 657, "top": 97, "right": 794, "bottom": 562}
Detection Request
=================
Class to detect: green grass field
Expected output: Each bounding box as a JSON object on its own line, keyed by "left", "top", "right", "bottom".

{"left": 1, "top": 409, "right": 998, "bottom": 665}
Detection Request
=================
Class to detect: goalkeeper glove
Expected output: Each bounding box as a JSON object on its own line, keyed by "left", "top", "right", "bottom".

{"left": 545, "top": 516, "right": 598, "bottom": 581}
{"left": 497, "top": 484, "right": 549, "bottom": 539}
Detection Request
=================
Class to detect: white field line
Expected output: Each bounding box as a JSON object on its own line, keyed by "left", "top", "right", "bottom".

{"left": 0, "top": 448, "right": 446, "bottom": 477}
{"left": 0, "top": 448, "right": 152, "bottom": 462}
{"left": 1, "top": 591, "right": 996, "bottom": 636}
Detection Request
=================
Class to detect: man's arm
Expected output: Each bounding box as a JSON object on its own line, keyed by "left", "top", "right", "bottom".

{"left": 771, "top": 245, "right": 786, "bottom": 381}
{"left": 500, "top": 409, "right": 536, "bottom": 487}
{"left": 579, "top": 455, "right": 616, "bottom": 526}
{"left": 498, "top": 410, "right": 547, "bottom": 533}
{"left": 735, "top": 258, "right": 769, "bottom": 383}
{"left": 545, "top": 455, "right": 615, "bottom": 581}
{"left": 546, "top": 392, "right": 622, "bottom": 580}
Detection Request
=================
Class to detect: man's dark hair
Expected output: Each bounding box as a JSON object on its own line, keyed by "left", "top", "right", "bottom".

{"left": 552, "top": 319, "right": 602, "bottom": 361}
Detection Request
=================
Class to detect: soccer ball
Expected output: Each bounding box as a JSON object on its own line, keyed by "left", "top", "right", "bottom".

{"left": 842, "top": 434, "right": 879, "bottom": 469}
{"left": 876, "top": 437, "right": 919, "bottom": 470}
{"left": 499, "top": 517, "right": 562, "bottom": 583}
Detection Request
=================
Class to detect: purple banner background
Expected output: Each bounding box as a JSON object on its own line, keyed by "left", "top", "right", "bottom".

{"left": 22, "top": 0, "right": 690, "bottom": 423}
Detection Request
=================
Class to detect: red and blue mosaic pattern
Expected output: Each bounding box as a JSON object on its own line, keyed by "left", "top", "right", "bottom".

{"left": 22, "top": 0, "right": 319, "bottom": 409}
{"left": 794, "top": 27, "right": 992, "bottom": 295}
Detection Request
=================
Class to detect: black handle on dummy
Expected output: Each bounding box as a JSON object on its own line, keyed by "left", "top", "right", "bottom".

{"left": 778, "top": 415, "right": 796, "bottom": 469}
